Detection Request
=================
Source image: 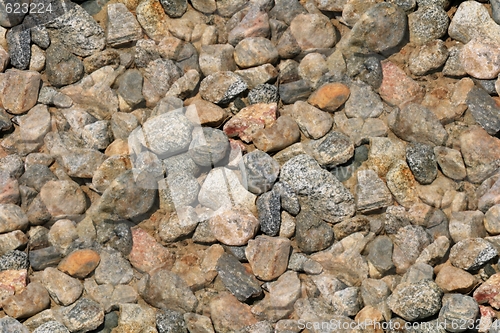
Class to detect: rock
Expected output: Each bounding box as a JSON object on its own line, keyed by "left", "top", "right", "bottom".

{"left": 106, "top": 3, "right": 142, "bottom": 47}
{"left": 185, "top": 100, "right": 227, "bottom": 127}
{"left": 32, "top": 321, "right": 69, "bottom": 333}
{"left": 209, "top": 292, "right": 257, "bottom": 332}
{"left": 344, "top": 80, "right": 383, "bottom": 119}
{"left": 228, "top": 6, "right": 270, "bottom": 46}
{"left": 200, "top": 71, "right": 248, "bottom": 105}
{"left": 273, "top": 182, "right": 300, "bottom": 217}
{"left": 191, "top": 0, "right": 215, "bottom": 13}
{"left": 392, "top": 225, "right": 432, "bottom": 274}
{"left": 298, "top": 53, "right": 328, "bottom": 89}
{"left": 29, "top": 246, "right": 62, "bottom": 271}
{"left": 158, "top": 171, "right": 200, "bottom": 212}
{"left": 406, "top": 143, "right": 438, "bottom": 185}
{"left": 183, "top": 313, "right": 214, "bottom": 333}
{"left": 128, "top": 227, "right": 174, "bottom": 274}
{"left": 253, "top": 116, "right": 301, "bottom": 153}
{"left": 6, "top": 25, "right": 30, "bottom": 70}
{"left": 385, "top": 160, "right": 420, "bottom": 208}
{"left": 39, "top": 180, "right": 86, "bottom": 219}
{"left": 390, "top": 103, "right": 447, "bottom": 146}
{"left": 142, "top": 111, "right": 192, "bottom": 157}
{"left": 308, "top": 130, "right": 354, "bottom": 168}
{"left": 449, "top": 211, "right": 486, "bottom": 243}
{"left": 464, "top": 37, "right": 500, "bottom": 83}
{"left": 57, "top": 249, "right": 100, "bottom": 279}
{"left": 443, "top": 44, "right": 467, "bottom": 77}
{"left": 281, "top": 154, "right": 355, "bottom": 223}
{"left": 333, "top": 216, "right": 370, "bottom": 240}
{"left": 347, "top": 3, "right": 407, "bottom": 52}
{"left": 245, "top": 235, "right": 290, "bottom": 281}
{"left": 216, "top": 252, "right": 262, "bottom": 301}
{"left": 3, "top": 282, "right": 50, "bottom": 319}
{"left": 0, "top": 250, "right": 28, "bottom": 270}
{"left": 45, "top": 3, "right": 105, "bottom": 57}
{"left": 256, "top": 190, "right": 281, "bottom": 236}
{"left": 433, "top": 146, "right": 466, "bottom": 181}
{"left": 208, "top": 208, "right": 259, "bottom": 246}
{"left": 223, "top": 103, "right": 277, "bottom": 143}
{"left": 378, "top": 60, "right": 424, "bottom": 107}
{"left": 448, "top": 0, "right": 500, "bottom": 44}
{"left": 0, "top": 317, "right": 29, "bottom": 333}
{"left": 307, "top": 82, "right": 350, "bottom": 112}
{"left": 0, "top": 0, "right": 27, "bottom": 27}
{"left": 387, "top": 280, "right": 443, "bottom": 321}
{"left": 234, "top": 37, "right": 278, "bottom": 69}
{"left": 94, "top": 248, "right": 133, "bottom": 286}
{"left": 290, "top": 101, "right": 333, "bottom": 139}
{"left": 142, "top": 58, "right": 183, "bottom": 107}
{"left": 460, "top": 126, "right": 500, "bottom": 183}
{"left": 466, "top": 86, "right": 500, "bottom": 135}
{"left": 435, "top": 265, "right": 477, "bottom": 293}
{"left": 408, "top": 39, "right": 449, "bottom": 76}
{"left": 156, "top": 309, "right": 188, "bottom": 333}
{"left": 247, "top": 83, "right": 279, "bottom": 104}
{"left": 279, "top": 80, "right": 312, "bottom": 104}
{"left": 141, "top": 268, "right": 198, "bottom": 313}
{"left": 243, "top": 150, "right": 280, "bottom": 195}
{"left": 408, "top": 5, "right": 449, "bottom": 45}
{"left": 0, "top": 230, "right": 27, "bottom": 256}
{"left": 0, "top": 69, "right": 41, "bottom": 115}
{"left": 449, "top": 238, "right": 497, "bottom": 271}
{"left": 160, "top": 0, "right": 187, "bottom": 17}
{"left": 295, "top": 208, "right": 334, "bottom": 253}
{"left": 289, "top": 13, "right": 336, "bottom": 50}
{"left": 485, "top": 205, "right": 500, "bottom": 235}
{"left": 438, "top": 294, "right": 479, "bottom": 332}
{"left": 199, "top": 44, "right": 236, "bottom": 76}
{"left": 473, "top": 273, "right": 500, "bottom": 309}
{"left": 58, "top": 298, "right": 104, "bottom": 333}
{"left": 158, "top": 207, "right": 199, "bottom": 242}
{"left": 41, "top": 267, "right": 83, "bottom": 306}
{"left": 0, "top": 204, "right": 28, "bottom": 233}
{"left": 355, "top": 169, "right": 393, "bottom": 212}
{"left": 189, "top": 127, "right": 229, "bottom": 167}
{"left": 116, "top": 69, "right": 144, "bottom": 109}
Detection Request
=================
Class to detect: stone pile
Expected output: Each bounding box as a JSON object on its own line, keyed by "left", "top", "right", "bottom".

{"left": 1, "top": 0, "right": 500, "bottom": 332}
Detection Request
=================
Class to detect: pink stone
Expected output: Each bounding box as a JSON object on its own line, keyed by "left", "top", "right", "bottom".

{"left": 0, "top": 269, "right": 27, "bottom": 295}
{"left": 473, "top": 273, "right": 500, "bottom": 308}
{"left": 379, "top": 60, "right": 425, "bottom": 108}
{"left": 128, "top": 227, "right": 175, "bottom": 274}
{"left": 223, "top": 103, "right": 277, "bottom": 143}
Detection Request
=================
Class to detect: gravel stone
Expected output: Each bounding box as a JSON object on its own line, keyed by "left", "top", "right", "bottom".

{"left": 243, "top": 149, "right": 280, "bottom": 195}
{"left": 449, "top": 238, "right": 498, "bottom": 271}
{"left": 216, "top": 252, "right": 262, "bottom": 301}
{"left": 408, "top": 5, "right": 449, "bottom": 45}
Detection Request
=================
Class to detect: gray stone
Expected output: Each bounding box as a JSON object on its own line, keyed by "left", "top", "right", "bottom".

{"left": 466, "top": 86, "right": 500, "bottom": 136}
{"left": 279, "top": 80, "right": 312, "bottom": 105}
{"left": 295, "top": 208, "right": 334, "bottom": 253}
{"left": 158, "top": 207, "right": 199, "bottom": 242}
{"left": 116, "top": 69, "right": 144, "bottom": 108}
{"left": 433, "top": 146, "right": 466, "bottom": 181}
{"left": 331, "top": 287, "right": 362, "bottom": 317}
{"left": 0, "top": 250, "right": 29, "bottom": 271}
{"left": 269, "top": 0, "right": 306, "bottom": 25}
{"left": 290, "top": 101, "right": 333, "bottom": 140}
{"left": 33, "top": 321, "right": 69, "bottom": 333}
{"left": 199, "top": 71, "right": 248, "bottom": 105}
{"left": 257, "top": 189, "right": 281, "bottom": 236}
{"left": 449, "top": 238, "right": 498, "bottom": 271}
{"left": 142, "top": 58, "right": 182, "bottom": 106}
{"left": 6, "top": 25, "right": 30, "bottom": 70}
{"left": 344, "top": 80, "right": 383, "bottom": 119}
{"left": 438, "top": 294, "right": 479, "bottom": 333}
{"left": 45, "top": 43, "right": 84, "bottom": 87}
{"left": 58, "top": 298, "right": 104, "bottom": 333}
{"left": 216, "top": 0, "right": 247, "bottom": 17}
{"left": 448, "top": 1, "right": 500, "bottom": 44}
{"left": 163, "top": 153, "right": 200, "bottom": 176}
{"left": 449, "top": 211, "right": 487, "bottom": 243}
{"left": 392, "top": 225, "right": 432, "bottom": 274}
{"left": 274, "top": 182, "right": 300, "bottom": 216}
{"left": 248, "top": 84, "right": 279, "bottom": 105}
{"left": 106, "top": 3, "right": 142, "bottom": 46}
{"left": 443, "top": 44, "right": 467, "bottom": 77}
{"left": 360, "top": 278, "right": 391, "bottom": 307}
{"left": 289, "top": 13, "right": 336, "bottom": 51}
{"left": 0, "top": 204, "right": 28, "bottom": 233}
{"left": 355, "top": 169, "right": 393, "bottom": 212}
{"left": 408, "top": 39, "right": 449, "bottom": 76}
{"left": 366, "top": 235, "right": 394, "bottom": 275}
{"left": 0, "top": 0, "right": 27, "bottom": 27}
{"left": 94, "top": 248, "right": 133, "bottom": 286}
{"left": 157, "top": 309, "right": 188, "bottom": 333}
{"left": 216, "top": 252, "right": 262, "bottom": 301}
{"left": 406, "top": 143, "right": 438, "bottom": 185}
{"left": 280, "top": 154, "right": 355, "bottom": 223}
{"left": 160, "top": 0, "right": 187, "bottom": 17}
{"left": 387, "top": 279, "right": 443, "bottom": 321}
{"left": 159, "top": 172, "right": 200, "bottom": 212}
{"left": 408, "top": 5, "right": 449, "bottom": 45}
{"left": 0, "top": 108, "right": 11, "bottom": 132}
{"left": 188, "top": 127, "right": 229, "bottom": 167}
{"left": 41, "top": 267, "right": 83, "bottom": 306}
{"left": 0, "top": 317, "right": 29, "bottom": 333}
{"left": 199, "top": 44, "right": 236, "bottom": 76}
{"left": 307, "top": 131, "right": 355, "bottom": 168}
{"left": 29, "top": 246, "right": 62, "bottom": 271}
{"left": 243, "top": 150, "right": 280, "bottom": 195}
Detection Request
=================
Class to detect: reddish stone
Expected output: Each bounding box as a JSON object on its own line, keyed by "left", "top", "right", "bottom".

{"left": 379, "top": 60, "right": 425, "bottom": 107}
{"left": 473, "top": 273, "right": 500, "bottom": 308}
{"left": 210, "top": 292, "right": 258, "bottom": 332}
{"left": 58, "top": 249, "right": 101, "bottom": 278}
{"left": 128, "top": 227, "right": 175, "bottom": 274}
{"left": 223, "top": 103, "right": 277, "bottom": 143}
{"left": 0, "top": 269, "right": 27, "bottom": 295}
{"left": 307, "top": 82, "right": 350, "bottom": 112}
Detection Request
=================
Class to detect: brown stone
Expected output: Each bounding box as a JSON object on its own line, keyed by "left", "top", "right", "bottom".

{"left": 435, "top": 265, "right": 477, "bottom": 293}
{"left": 58, "top": 249, "right": 101, "bottom": 279}
{"left": 209, "top": 208, "right": 259, "bottom": 246}
{"left": 0, "top": 69, "right": 41, "bottom": 115}
{"left": 307, "top": 83, "right": 350, "bottom": 112}
{"left": 378, "top": 60, "right": 425, "bottom": 107}
{"left": 210, "top": 292, "right": 257, "bottom": 333}
{"left": 3, "top": 282, "right": 50, "bottom": 318}
{"left": 253, "top": 115, "right": 301, "bottom": 152}
{"left": 223, "top": 103, "right": 277, "bottom": 143}
{"left": 185, "top": 99, "right": 227, "bottom": 127}
{"left": 245, "top": 236, "right": 291, "bottom": 281}
{"left": 128, "top": 227, "right": 175, "bottom": 274}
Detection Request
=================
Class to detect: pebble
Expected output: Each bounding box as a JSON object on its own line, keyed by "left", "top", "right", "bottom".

{"left": 208, "top": 208, "right": 259, "bottom": 246}
{"left": 485, "top": 205, "right": 500, "bottom": 235}
{"left": 295, "top": 208, "right": 334, "bottom": 253}
{"left": 189, "top": 127, "right": 229, "bottom": 167}
{"left": 160, "top": 0, "right": 187, "bottom": 17}
{"left": 448, "top": 1, "right": 500, "bottom": 44}
{"left": 408, "top": 5, "right": 449, "bottom": 45}
{"left": 392, "top": 225, "right": 432, "bottom": 274}
{"left": 199, "top": 71, "right": 248, "bottom": 105}
{"left": 308, "top": 130, "right": 354, "bottom": 168}
{"left": 386, "top": 160, "right": 420, "bottom": 208}
{"left": 253, "top": 115, "right": 301, "bottom": 153}
{"left": 158, "top": 207, "right": 199, "bottom": 242}
{"left": 0, "top": 250, "right": 28, "bottom": 270}
{"left": 347, "top": 3, "right": 406, "bottom": 52}
{"left": 387, "top": 279, "right": 443, "bottom": 321}
{"left": 256, "top": 190, "right": 281, "bottom": 236}
{"left": 460, "top": 37, "right": 500, "bottom": 80}
{"left": 128, "top": 227, "right": 175, "bottom": 274}
{"left": 290, "top": 101, "right": 333, "bottom": 139}
{"left": 41, "top": 267, "right": 82, "bottom": 306}
{"left": 473, "top": 273, "right": 500, "bottom": 308}
{"left": 248, "top": 83, "right": 279, "bottom": 105}
{"left": 199, "top": 44, "right": 236, "bottom": 76}
{"left": 439, "top": 294, "right": 479, "bottom": 332}
{"left": 274, "top": 182, "right": 300, "bottom": 216}
{"left": 223, "top": 103, "right": 276, "bottom": 143}
{"left": 140, "top": 268, "right": 198, "bottom": 313}
{"left": 307, "top": 82, "right": 350, "bottom": 112}
{"left": 466, "top": 85, "right": 500, "bottom": 135}
{"left": 0, "top": 204, "right": 28, "bottom": 233}
{"left": 209, "top": 292, "right": 257, "bottom": 332}
{"left": 94, "top": 248, "right": 134, "bottom": 286}
{"left": 234, "top": 37, "right": 279, "bottom": 69}
{"left": 3, "top": 282, "right": 50, "bottom": 319}
{"left": 280, "top": 154, "right": 355, "bottom": 223}
{"left": 186, "top": 100, "right": 227, "bottom": 127}
{"left": 449, "top": 238, "right": 497, "bottom": 271}
{"left": 142, "top": 58, "right": 183, "bottom": 107}
{"left": 184, "top": 313, "right": 215, "bottom": 333}
{"left": 449, "top": 210, "right": 486, "bottom": 243}
{"left": 0, "top": 69, "right": 41, "bottom": 114}
{"left": 29, "top": 246, "right": 62, "bottom": 271}
{"left": 344, "top": 80, "right": 383, "bottom": 119}
{"left": 0, "top": 317, "right": 29, "bottom": 333}
{"left": 228, "top": 6, "right": 270, "bottom": 46}
{"left": 435, "top": 265, "right": 477, "bottom": 293}
{"left": 57, "top": 249, "right": 100, "bottom": 279}
{"left": 58, "top": 298, "right": 104, "bottom": 333}
{"left": 39, "top": 181, "right": 86, "bottom": 219}
{"left": 433, "top": 146, "right": 467, "bottom": 181}
{"left": 216, "top": 252, "right": 262, "bottom": 301}
{"left": 116, "top": 69, "right": 144, "bottom": 109}
{"left": 6, "top": 26, "right": 30, "bottom": 70}
{"left": 298, "top": 53, "right": 328, "bottom": 89}
{"left": 389, "top": 103, "right": 447, "bottom": 146}
{"left": 246, "top": 235, "right": 291, "bottom": 281}
{"left": 406, "top": 143, "right": 438, "bottom": 185}
{"left": 156, "top": 309, "right": 188, "bottom": 333}
{"left": 378, "top": 60, "right": 424, "bottom": 107}
{"left": 289, "top": 14, "right": 336, "bottom": 51}
{"left": 408, "top": 39, "right": 449, "bottom": 76}
{"left": 32, "top": 321, "right": 70, "bottom": 333}
{"left": 355, "top": 169, "right": 393, "bottom": 212}
{"left": 243, "top": 149, "right": 280, "bottom": 195}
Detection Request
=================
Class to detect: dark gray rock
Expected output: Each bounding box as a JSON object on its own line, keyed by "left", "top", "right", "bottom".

{"left": 94, "top": 248, "right": 134, "bottom": 285}
{"left": 345, "top": 52, "right": 383, "bottom": 90}
{"left": 59, "top": 298, "right": 104, "bottom": 333}
{"left": 345, "top": 80, "right": 384, "bottom": 119}
{"left": 222, "top": 245, "right": 247, "bottom": 262}
{"left": 0, "top": 250, "right": 29, "bottom": 271}
{"left": 19, "top": 165, "right": 57, "bottom": 192}
{"left": 408, "top": 5, "right": 449, "bottom": 45}
{"left": 257, "top": 189, "right": 281, "bottom": 236}
{"left": 406, "top": 143, "right": 438, "bottom": 185}
{"left": 387, "top": 279, "right": 443, "bottom": 321}
{"left": 279, "top": 80, "right": 311, "bottom": 104}
{"left": 308, "top": 131, "right": 355, "bottom": 168}
{"left": 188, "top": 128, "right": 229, "bottom": 167}
{"left": 0, "top": 108, "right": 12, "bottom": 132}
{"left": 248, "top": 84, "right": 279, "bottom": 105}
{"left": 438, "top": 294, "right": 479, "bottom": 332}
{"left": 243, "top": 150, "right": 280, "bottom": 195}
{"left": 156, "top": 309, "right": 188, "bottom": 333}
{"left": 46, "top": 43, "right": 84, "bottom": 87}
{"left": 366, "top": 235, "right": 394, "bottom": 275}
{"left": 216, "top": 252, "right": 262, "bottom": 301}
{"left": 117, "top": 69, "right": 144, "bottom": 108}
{"left": 273, "top": 182, "right": 300, "bottom": 216}
{"left": 30, "top": 25, "right": 51, "bottom": 49}
{"left": 6, "top": 25, "right": 31, "bottom": 70}
{"left": 269, "top": 0, "right": 307, "bottom": 25}
{"left": 28, "top": 246, "right": 62, "bottom": 271}
{"left": 295, "top": 208, "right": 334, "bottom": 254}
{"left": 0, "top": 0, "right": 27, "bottom": 27}
{"left": 0, "top": 317, "right": 28, "bottom": 333}
{"left": 106, "top": 223, "right": 133, "bottom": 256}
{"left": 466, "top": 86, "right": 500, "bottom": 135}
